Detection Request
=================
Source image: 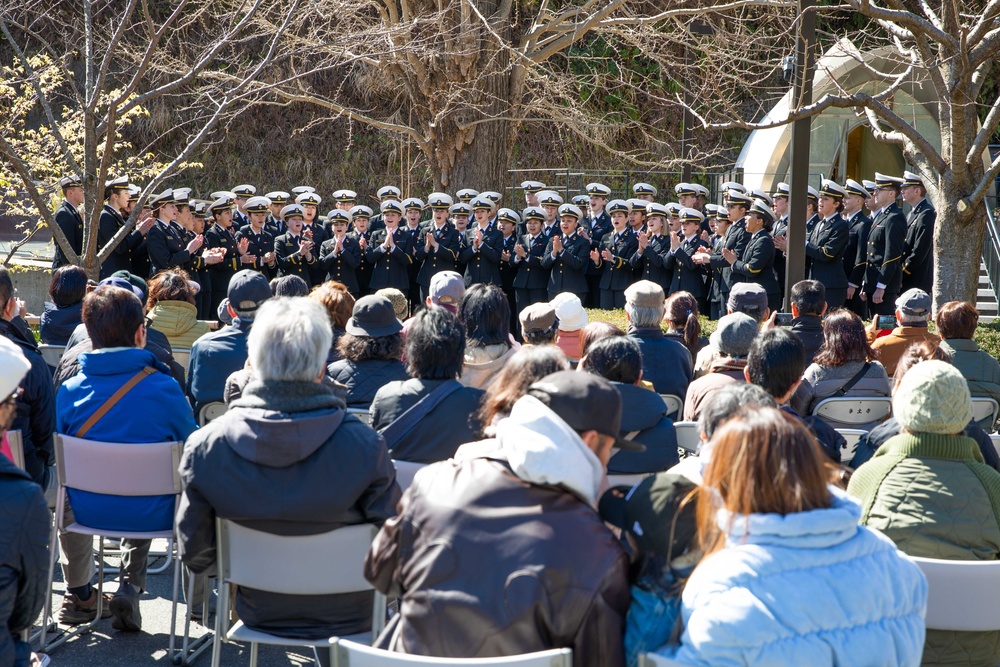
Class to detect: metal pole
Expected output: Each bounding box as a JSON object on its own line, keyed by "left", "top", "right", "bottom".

{"left": 784, "top": 0, "right": 815, "bottom": 309}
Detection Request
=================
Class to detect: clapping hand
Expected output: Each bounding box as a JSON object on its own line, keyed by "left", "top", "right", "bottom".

{"left": 552, "top": 236, "right": 563, "bottom": 253}
{"left": 186, "top": 234, "right": 204, "bottom": 253}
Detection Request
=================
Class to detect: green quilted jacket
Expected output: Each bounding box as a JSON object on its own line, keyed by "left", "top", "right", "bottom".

{"left": 849, "top": 433, "right": 1000, "bottom": 667}
{"left": 146, "top": 300, "right": 210, "bottom": 351}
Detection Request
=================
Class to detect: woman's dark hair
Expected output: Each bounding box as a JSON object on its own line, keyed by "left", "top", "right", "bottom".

{"left": 310, "top": 281, "right": 355, "bottom": 330}
{"left": 580, "top": 336, "right": 643, "bottom": 385}
{"left": 48, "top": 265, "right": 88, "bottom": 308}
{"left": 269, "top": 275, "right": 310, "bottom": 298}
{"left": 336, "top": 331, "right": 404, "bottom": 362}
{"left": 460, "top": 284, "right": 510, "bottom": 348}
{"left": 580, "top": 321, "right": 623, "bottom": 356}
{"left": 83, "top": 286, "right": 144, "bottom": 349}
{"left": 892, "top": 339, "right": 951, "bottom": 391}
{"left": 146, "top": 268, "right": 197, "bottom": 309}
{"left": 936, "top": 301, "right": 979, "bottom": 340}
{"left": 746, "top": 328, "right": 805, "bottom": 399}
{"left": 476, "top": 346, "right": 569, "bottom": 430}
{"left": 813, "top": 308, "right": 876, "bottom": 366}
{"left": 406, "top": 307, "right": 466, "bottom": 379}
{"left": 665, "top": 291, "right": 701, "bottom": 359}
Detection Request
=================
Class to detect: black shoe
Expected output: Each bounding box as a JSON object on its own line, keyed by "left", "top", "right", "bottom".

{"left": 110, "top": 583, "right": 142, "bottom": 632}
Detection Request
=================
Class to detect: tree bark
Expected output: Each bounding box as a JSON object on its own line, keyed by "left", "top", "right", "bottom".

{"left": 931, "top": 186, "right": 985, "bottom": 308}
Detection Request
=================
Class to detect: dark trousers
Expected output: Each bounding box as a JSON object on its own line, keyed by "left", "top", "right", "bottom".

{"left": 585, "top": 274, "right": 601, "bottom": 308}
{"left": 516, "top": 288, "right": 549, "bottom": 325}
{"left": 599, "top": 289, "right": 626, "bottom": 310}
{"left": 710, "top": 299, "right": 723, "bottom": 321}
{"left": 825, "top": 288, "right": 847, "bottom": 310}
{"left": 846, "top": 289, "right": 868, "bottom": 320}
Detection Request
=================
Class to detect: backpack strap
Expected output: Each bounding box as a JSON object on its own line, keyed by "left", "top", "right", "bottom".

{"left": 378, "top": 380, "right": 462, "bottom": 449}
{"left": 75, "top": 366, "right": 157, "bottom": 439}
{"left": 833, "top": 362, "right": 872, "bottom": 398}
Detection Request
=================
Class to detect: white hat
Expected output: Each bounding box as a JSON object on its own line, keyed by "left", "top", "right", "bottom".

{"left": 295, "top": 191, "right": 322, "bottom": 206}
{"left": 0, "top": 337, "right": 29, "bottom": 402}
{"left": 550, "top": 292, "right": 588, "bottom": 331}
{"left": 633, "top": 182, "right": 657, "bottom": 196}
{"left": 377, "top": 185, "right": 401, "bottom": 199}
{"left": 537, "top": 191, "right": 564, "bottom": 206}
{"left": 585, "top": 182, "right": 612, "bottom": 197}
{"left": 557, "top": 203, "right": 583, "bottom": 220}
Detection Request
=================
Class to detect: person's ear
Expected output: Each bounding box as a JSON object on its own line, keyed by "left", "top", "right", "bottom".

{"left": 134, "top": 321, "right": 147, "bottom": 348}
{"left": 790, "top": 303, "right": 800, "bottom": 318}
{"left": 820, "top": 302, "right": 828, "bottom": 316}
{"left": 743, "top": 367, "right": 752, "bottom": 383}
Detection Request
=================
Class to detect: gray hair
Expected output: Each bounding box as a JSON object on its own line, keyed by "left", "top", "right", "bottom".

{"left": 898, "top": 312, "right": 930, "bottom": 325}
{"left": 248, "top": 297, "right": 332, "bottom": 382}
{"left": 698, "top": 383, "right": 776, "bottom": 441}
{"left": 625, "top": 302, "right": 664, "bottom": 329}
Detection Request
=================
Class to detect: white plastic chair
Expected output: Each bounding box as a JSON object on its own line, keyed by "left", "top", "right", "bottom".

{"left": 638, "top": 653, "right": 688, "bottom": 667}
{"left": 392, "top": 460, "right": 426, "bottom": 494}
{"left": 971, "top": 397, "right": 999, "bottom": 431}
{"left": 172, "top": 349, "right": 192, "bottom": 374}
{"left": 672, "top": 421, "right": 701, "bottom": 455}
{"left": 348, "top": 407, "right": 373, "bottom": 426}
{"left": 329, "top": 639, "right": 572, "bottom": 666}
{"left": 38, "top": 344, "right": 66, "bottom": 368}
{"left": 659, "top": 394, "right": 683, "bottom": 420}
{"left": 835, "top": 429, "right": 867, "bottom": 465}
{"left": 198, "top": 402, "right": 228, "bottom": 427}
{"left": 5, "top": 429, "right": 24, "bottom": 469}
{"left": 909, "top": 556, "right": 1000, "bottom": 631}
{"left": 40, "top": 435, "right": 184, "bottom": 655}
{"left": 211, "top": 520, "right": 386, "bottom": 667}
{"left": 812, "top": 396, "right": 891, "bottom": 429}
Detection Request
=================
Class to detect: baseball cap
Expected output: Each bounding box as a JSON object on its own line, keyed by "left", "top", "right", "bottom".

{"left": 227, "top": 270, "right": 271, "bottom": 312}
{"left": 97, "top": 277, "right": 144, "bottom": 302}
{"left": 429, "top": 271, "right": 465, "bottom": 309}
{"left": 526, "top": 371, "right": 644, "bottom": 451}
{"left": 896, "top": 288, "right": 932, "bottom": 317}
{"left": 598, "top": 472, "right": 698, "bottom": 559}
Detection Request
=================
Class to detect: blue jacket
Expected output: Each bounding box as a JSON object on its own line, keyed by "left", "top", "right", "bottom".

{"left": 663, "top": 488, "right": 927, "bottom": 666}
{"left": 188, "top": 320, "right": 251, "bottom": 412}
{"left": 627, "top": 328, "right": 692, "bottom": 399}
{"left": 56, "top": 348, "right": 197, "bottom": 532}
{"left": 607, "top": 382, "right": 678, "bottom": 475}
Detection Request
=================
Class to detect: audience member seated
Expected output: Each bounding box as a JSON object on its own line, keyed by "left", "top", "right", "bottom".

{"left": 0, "top": 267, "right": 54, "bottom": 492}
{"left": 145, "top": 269, "right": 210, "bottom": 350}
{"left": 309, "top": 281, "right": 355, "bottom": 364}
{"left": 56, "top": 285, "right": 197, "bottom": 633}
{"left": 937, "top": 300, "right": 1000, "bottom": 430}
{"left": 55, "top": 276, "right": 185, "bottom": 391}
{"left": 375, "top": 287, "right": 409, "bottom": 321}
{"left": 661, "top": 407, "right": 927, "bottom": 666}
{"left": 791, "top": 308, "right": 891, "bottom": 427}
{"left": 519, "top": 303, "right": 560, "bottom": 347}
{"left": 663, "top": 291, "right": 708, "bottom": 365}
{"left": 785, "top": 279, "right": 827, "bottom": 363}
{"left": 178, "top": 297, "right": 399, "bottom": 650}
{"left": 848, "top": 360, "right": 1000, "bottom": 666}
{"left": 40, "top": 265, "right": 87, "bottom": 345}
{"left": 188, "top": 270, "right": 271, "bottom": 414}
{"left": 365, "top": 371, "right": 634, "bottom": 667}
{"left": 0, "top": 339, "right": 50, "bottom": 667}
{"left": 746, "top": 328, "right": 845, "bottom": 463}
{"left": 475, "top": 346, "right": 569, "bottom": 435}
{"left": 625, "top": 280, "right": 692, "bottom": 399}
{"left": 551, "top": 292, "right": 589, "bottom": 363}
{"left": 683, "top": 313, "right": 756, "bottom": 423}
{"left": 326, "top": 295, "right": 407, "bottom": 408}
{"left": 580, "top": 321, "right": 625, "bottom": 356}
{"left": 268, "top": 274, "right": 310, "bottom": 297}
{"left": 370, "top": 308, "right": 484, "bottom": 463}
{"left": 459, "top": 284, "right": 517, "bottom": 389}
{"left": 579, "top": 336, "right": 677, "bottom": 474}
{"left": 849, "top": 341, "right": 1000, "bottom": 471}
{"left": 871, "top": 288, "right": 940, "bottom": 376}
{"left": 425, "top": 271, "right": 464, "bottom": 315}
{"left": 694, "top": 283, "right": 769, "bottom": 377}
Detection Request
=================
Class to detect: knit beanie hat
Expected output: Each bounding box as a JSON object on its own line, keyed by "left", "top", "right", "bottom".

{"left": 893, "top": 360, "right": 972, "bottom": 434}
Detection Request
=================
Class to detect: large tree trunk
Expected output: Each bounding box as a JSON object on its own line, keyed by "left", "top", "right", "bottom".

{"left": 429, "top": 114, "right": 511, "bottom": 191}
{"left": 931, "top": 185, "right": 985, "bottom": 308}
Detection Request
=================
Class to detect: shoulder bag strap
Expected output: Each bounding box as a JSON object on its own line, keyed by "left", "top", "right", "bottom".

{"left": 833, "top": 362, "right": 872, "bottom": 398}
{"left": 378, "top": 380, "right": 462, "bottom": 449}
{"left": 75, "top": 366, "right": 157, "bottom": 439}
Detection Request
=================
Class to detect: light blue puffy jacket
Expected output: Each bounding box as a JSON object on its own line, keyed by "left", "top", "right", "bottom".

{"left": 662, "top": 488, "right": 928, "bottom": 666}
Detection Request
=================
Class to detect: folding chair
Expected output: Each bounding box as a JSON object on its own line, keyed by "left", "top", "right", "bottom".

{"left": 198, "top": 402, "right": 228, "bottom": 427}
{"left": 672, "top": 421, "right": 701, "bottom": 455}
{"left": 347, "top": 407, "right": 373, "bottom": 426}
{"left": 40, "top": 435, "right": 184, "bottom": 655}
{"left": 5, "top": 428, "right": 25, "bottom": 469}
{"left": 991, "top": 434, "right": 1000, "bottom": 461}
{"left": 971, "top": 397, "right": 999, "bottom": 432}
{"left": 38, "top": 344, "right": 66, "bottom": 368}
{"left": 638, "top": 653, "right": 688, "bottom": 667}
{"left": 392, "top": 460, "right": 426, "bottom": 494}
{"left": 812, "top": 396, "right": 891, "bottom": 430}
{"left": 211, "top": 520, "right": 387, "bottom": 667}
{"left": 835, "top": 429, "right": 867, "bottom": 465}
{"left": 328, "top": 639, "right": 572, "bottom": 666}
{"left": 909, "top": 556, "right": 1000, "bottom": 632}
{"left": 172, "top": 349, "right": 192, "bottom": 374}
{"left": 659, "top": 395, "right": 683, "bottom": 420}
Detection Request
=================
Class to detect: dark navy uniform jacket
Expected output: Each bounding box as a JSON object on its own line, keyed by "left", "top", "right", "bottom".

{"left": 597, "top": 229, "right": 639, "bottom": 292}
{"left": 205, "top": 223, "right": 242, "bottom": 293}
{"left": 97, "top": 204, "right": 142, "bottom": 278}
{"left": 666, "top": 235, "right": 710, "bottom": 298}
{"left": 901, "top": 199, "right": 935, "bottom": 294}
{"left": 845, "top": 211, "right": 872, "bottom": 287}
{"left": 147, "top": 219, "right": 192, "bottom": 277}
{"left": 275, "top": 232, "right": 318, "bottom": 284}
{"left": 511, "top": 233, "right": 550, "bottom": 290}
{"left": 460, "top": 226, "right": 503, "bottom": 287}
{"left": 415, "top": 223, "right": 462, "bottom": 286}
{"left": 732, "top": 228, "right": 781, "bottom": 298}
{"left": 629, "top": 234, "right": 671, "bottom": 293}
{"left": 805, "top": 215, "right": 849, "bottom": 290}
{"left": 366, "top": 227, "right": 416, "bottom": 291}
{"left": 541, "top": 232, "right": 590, "bottom": 297}
{"left": 237, "top": 227, "right": 277, "bottom": 280}
{"left": 320, "top": 235, "right": 362, "bottom": 294}
{"left": 863, "top": 202, "right": 906, "bottom": 296}
{"left": 53, "top": 200, "right": 84, "bottom": 269}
